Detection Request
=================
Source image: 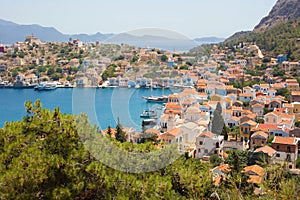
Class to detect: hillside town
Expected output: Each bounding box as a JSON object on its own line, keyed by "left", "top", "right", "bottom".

{"left": 1, "top": 35, "right": 300, "bottom": 191}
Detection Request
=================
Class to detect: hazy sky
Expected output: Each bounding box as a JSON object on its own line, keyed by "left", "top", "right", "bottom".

{"left": 1, "top": 0, "right": 277, "bottom": 38}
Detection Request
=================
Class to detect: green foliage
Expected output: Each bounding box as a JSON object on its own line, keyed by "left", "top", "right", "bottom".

{"left": 266, "top": 135, "right": 275, "bottom": 147}
{"left": 224, "top": 18, "right": 300, "bottom": 61}
{"left": 295, "top": 121, "right": 300, "bottom": 128}
{"left": 130, "top": 55, "right": 139, "bottom": 63}
{"left": 255, "top": 118, "right": 264, "bottom": 124}
{"left": 209, "top": 154, "right": 222, "bottom": 167}
{"left": 276, "top": 88, "right": 290, "bottom": 99}
{"left": 160, "top": 55, "right": 168, "bottom": 62}
{"left": 0, "top": 101, "right": 299, "bottom": 199}
{"left": 101, "top": 64, "right": 116, "bottom": 81}
{"left": 179, "top": 65, "right": 189, "bottom": 70}
{"left": 115, "top": 119, "right": 126, "bottom": 143}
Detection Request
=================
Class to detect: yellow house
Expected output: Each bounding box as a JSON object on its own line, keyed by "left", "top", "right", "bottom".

{"left": 292, "top": 102, "right": 300, "bottom": 122}
{"left": 240, "top": 120, "right": 257, "bottom": 142}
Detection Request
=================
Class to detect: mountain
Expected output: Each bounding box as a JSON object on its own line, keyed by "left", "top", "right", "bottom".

{"left": 0, "top": 19, "right": 114, "bottom": 44}
{"left": 223, "top": 18, "right": 300, "bottom": 60}
{"left": 254, "top": 0, "right": 300, "bottom": 32}
{"left": 106, "top": 33, "right": 198, "bottom": 51}
{"left": 193, "top": 37, "right": 225, "bottom": 44}
{"left": 0, "top": 18, "right": 223, "bottom": 51}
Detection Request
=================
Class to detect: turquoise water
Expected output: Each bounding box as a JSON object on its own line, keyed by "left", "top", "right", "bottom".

{"left": 0, "top": 88, "right": 174, "bottom": 131}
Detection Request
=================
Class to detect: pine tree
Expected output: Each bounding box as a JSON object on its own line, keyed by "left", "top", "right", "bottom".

{"left": 107, "top": 125, "right": 112, "bottom": 137}
{"left": 115, "top": 118, "right": 126, "bottom": 143}
{"left": 211, "top": 102, "right": 224, "bottom": 135}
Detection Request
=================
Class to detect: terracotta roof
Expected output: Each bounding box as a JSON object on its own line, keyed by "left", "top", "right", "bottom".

{"left": 281, "top": 113, "right": 295, "bottom": 119}
{"left": 241, "top": 120, "right": 257, "bottom": 126}
{"left": 230, "top": 116, "right": 240, "bottom": 121}
{"left": 239, "top": 93, "right": 254, "bottom": 97}
{"left": 213, "top": 164, "right": 231, "bottom": 173}
{"left": 197, "top": 131, "right": 215, "bottom": 138}
{"left": 254, "top": 146, "right": 276, "bottom": 157}
{"left": 251, "top": 131, "right": 268, "bottom": 139}
{"left": 256, "top": 124, "right": 279, "bottom": 132}
{"left": 252, "top": 103, "right": 264, "bottom": 108}
{"left": 145, "top": 128, "right": 160, "bottom": 135}
{"left": 291, "top": 91, "right": 300, "bottom": 96}
{"left": 167, "top": 128, "right": 182, "bottom": 137}
{"left": 248, "top": 176, "right": 263, "bottom": 184}
{"left": 243, "top": 165, "right": 265, "bottom": 177}
{"left": 165, "top": 103, "right": 182, "bottom": 109}
{"left": 272, "top": 136, "right": 297, "bottom": 145}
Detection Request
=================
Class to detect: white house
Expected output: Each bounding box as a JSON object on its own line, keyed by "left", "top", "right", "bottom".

{"left": 195, "top": 131, "right": 224, "bottom": 159}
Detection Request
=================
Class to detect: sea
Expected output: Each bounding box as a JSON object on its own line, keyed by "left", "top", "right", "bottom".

{"left": 0, "top": 88, "right": 175, "bottom": 131}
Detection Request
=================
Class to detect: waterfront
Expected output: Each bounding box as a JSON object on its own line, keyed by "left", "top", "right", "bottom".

{"left": 0, "top": 88, "right": 174, "bottom": 130}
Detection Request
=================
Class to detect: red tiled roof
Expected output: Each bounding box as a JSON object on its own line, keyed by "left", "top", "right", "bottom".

{"left": 273, "top": 137, "right": 297, "bottom": 145}
{"left": 254, "top": 146, "right": 276, "bottom": 157}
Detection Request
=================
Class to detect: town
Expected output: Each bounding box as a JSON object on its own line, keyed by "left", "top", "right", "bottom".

{"left": 1, "top": 34, "right": 300, "bottom": 193}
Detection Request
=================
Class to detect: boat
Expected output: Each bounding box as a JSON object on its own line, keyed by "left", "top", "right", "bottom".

{"left": 140, "top": 109, "right": 157, "bottom": 118}
{"left": 142, "top": 95, "right": 168, "bottom": 103}
{"left": 142, "top": 119, "right": 157, "bottom": 126}
{"left": 35, "top": 82, "right": 57, "bottom": 91}
{"left": 135, "top": 84, "right": 141, "bottom": 89}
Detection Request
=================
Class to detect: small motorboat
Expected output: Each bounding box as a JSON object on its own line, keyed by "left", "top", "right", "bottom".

{"left": 140, "top": 109, "right": 157, "bottom": 118}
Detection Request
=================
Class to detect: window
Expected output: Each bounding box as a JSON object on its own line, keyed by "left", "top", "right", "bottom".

{"left": 273, "top": 119, "right": 276, "bottom": 123}
{"left": 198, "top": 149, "right": 201, "bottom": 153}
{"left": 276, "top": 153, "right": 280, "bottom": 157}
{"left": 204, "top": 149, "right": 208, "bottom": 153}
{"left": 199, "top": 141, "right": 203, "bottom": 145}
{"left": 169, "top": 140, "right": 172, "bottom": 144}
{"left": 287, "top": 146, "right": 291, "bottom": 153}
{"left": 277, "top": 145, "right": 280, "bottom": 150}
{"left": 253, "top": 141, "right": 255, "bottom": 144}
{"left": 262, "top": 141, "right": 265, "bottom": 144}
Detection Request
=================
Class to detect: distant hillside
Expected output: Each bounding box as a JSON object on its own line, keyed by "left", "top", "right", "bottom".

{"left": 193, "top": 37, "right": 225, "bottom": 44}
{"left": 254, "top": 0, "right": 300, "bottom": 32}
{"left": 0, "top": 19, "right": 222, "bottom": 51}
{"left": 224, "top": 31, "right": 252, "bottom": 43}
{"left": 223, "top": 18, "right": 300, "bottom": 60}
{"left": 0, "top": 19, "right": 114, "bottom": 44}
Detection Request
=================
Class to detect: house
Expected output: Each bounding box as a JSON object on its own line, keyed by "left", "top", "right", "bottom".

{"left": 254, "top": 124, "right": 290, "bottom": 137}
{"left": 291, "top": 91, "right": 300, "bottom": 103}
{"left": 254, "top": 146, "right": 277, "bottom": 163}
{"left": 0, "top": 61, "right": 8, "bottom": 72}
{"left": 268, "top": 100, "right": 281, "bottom": 110}
{"left": 250, "top": 131, "right": 268, "bottom": 149}
{"left": 233, "top": 100, "right": 243, "bottom": 107}
{"left": 251, "top": 103, "right": 264, "bottom": 119}
{"left": 272, "top": 136, "right": 298, "bottom": 169}
{"left": 267, "top": 88, "right": 277, "bottom": 98}
{"left": 240, "top": 120, "right": 257, "bottom": 142}
{"left": 260, "top": 84, "right": 270, "bottom": 94}
{"left": 195, "top": 131, "right": 224, "bottom": 159}
{"left": 227, "top": 116, "right": 240, "bottom": 128}
{"left": 286, "top": 79, "right": 299, "bottom": 92}
{"left": 277, "top": 54, "right": 287, "bottom": 63}
{"left": 264, "top": 111, "right": 281, "bottom": 124}
{"left": 231, "top": 106, "right": 243, "bottom": 117}
{"left": 212, "top": 164, "right": 231, "bottom": 186}
{"left": 239, "top": 93, "right": 254, "bottom": 102}
{"left": 242, "top": 165, "right": 265, "bottom": 184}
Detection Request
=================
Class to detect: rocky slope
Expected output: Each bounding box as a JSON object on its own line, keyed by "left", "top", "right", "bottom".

{"left": 254, "top": 0, "right": 300, "bottom": 32}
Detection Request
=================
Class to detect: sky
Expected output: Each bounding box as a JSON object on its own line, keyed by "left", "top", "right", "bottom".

{"left": 1, "top": 0, "right": 277, "bottom": 38}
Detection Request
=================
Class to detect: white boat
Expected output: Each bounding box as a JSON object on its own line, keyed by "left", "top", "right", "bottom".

{"left": 135, "top": 84, "right": 140, "bottom": 89}
{"left": 35, "top": 82, "right": 57, "bottom": 91}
